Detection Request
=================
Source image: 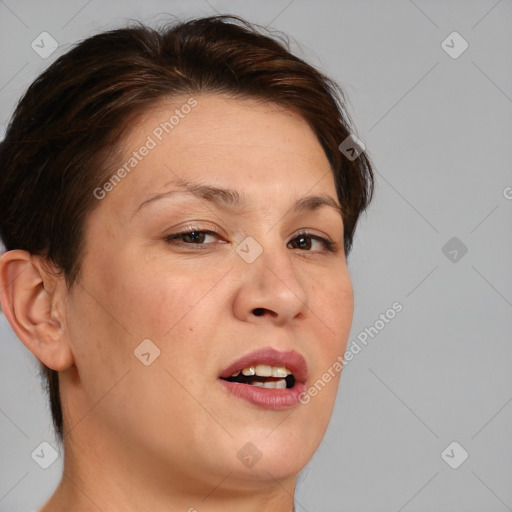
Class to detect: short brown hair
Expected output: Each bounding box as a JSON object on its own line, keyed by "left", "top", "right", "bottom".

{"left": 0, "top": 15, "right": 373, "bottom": 440}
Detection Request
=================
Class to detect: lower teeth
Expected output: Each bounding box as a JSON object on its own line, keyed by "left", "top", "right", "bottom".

{"left": 250, "top": 379, "right": 287, "bottom": 389}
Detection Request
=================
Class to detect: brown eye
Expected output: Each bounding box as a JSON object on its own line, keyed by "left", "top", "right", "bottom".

{"left": 288, "top": 233, "right": 335, "bottom": 252}
{"left": 165, "top": 230, "right": 220, "bottom": 245}
{"left": 181, "top": 231, "right": 207, "bottom": 244}
{"left": 290, "top": 235, "right": 312, "bottom": 250}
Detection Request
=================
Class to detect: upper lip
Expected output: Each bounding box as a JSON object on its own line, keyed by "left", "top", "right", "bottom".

{"left": 219, "top": 347, "right": 308, "bottom": 383}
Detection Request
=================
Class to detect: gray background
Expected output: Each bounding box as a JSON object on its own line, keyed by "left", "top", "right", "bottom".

{"left": 1, "top": 1, "right": 511, "bottom": 511}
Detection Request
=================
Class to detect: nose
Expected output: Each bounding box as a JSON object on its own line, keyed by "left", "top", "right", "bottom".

{"left": 232, "top": 240, "right": 309, "bottom": 326}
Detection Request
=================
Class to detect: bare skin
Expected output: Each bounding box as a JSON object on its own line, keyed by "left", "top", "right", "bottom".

{"left": 0, "top": 94, "right": 353, "bottom": 512}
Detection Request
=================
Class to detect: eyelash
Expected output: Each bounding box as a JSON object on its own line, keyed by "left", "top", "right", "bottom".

{"left": 164, "top": 227, "right": 337, "bottom": 253}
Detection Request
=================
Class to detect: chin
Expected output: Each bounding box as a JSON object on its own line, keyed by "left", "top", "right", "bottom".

{"left": 218, "top": 426, "right": 320, "bottom": 484}
{"left": 227, "top": 456, "right": 306, "bottom": 488}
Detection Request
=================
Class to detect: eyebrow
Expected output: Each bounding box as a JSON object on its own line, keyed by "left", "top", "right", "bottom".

{"left": 132, "top": 178, "right": 343, "bottom": 219}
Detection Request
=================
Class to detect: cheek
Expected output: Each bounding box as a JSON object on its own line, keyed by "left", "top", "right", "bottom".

{"left": 311, "top": 269, "right": 354, "bottom": 347}
{"left": 305, "top": 269, "right": 353, "bottom": 408}
{"left": 88, "top": 249, "right": 214, "bottom": 338}
{"left": 99, "top": 257, "right": 232, "bottom": 384}
{"left": 64, "top": 258, "right": 223, "bottom": 437}
{"left": 302, "top": 276, "right": 352, "bottom": 427}
{"left": 65, "top": 253, "right": 205, "bottom": 382}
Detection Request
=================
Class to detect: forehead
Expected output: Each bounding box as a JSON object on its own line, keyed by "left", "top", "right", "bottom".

{"left": 100, "top": 93, "right": 337, "bottom": 216}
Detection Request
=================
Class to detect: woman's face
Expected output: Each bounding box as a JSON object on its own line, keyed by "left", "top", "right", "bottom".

{"left": 63, "top": 94, "right": 353, "bottom": 492}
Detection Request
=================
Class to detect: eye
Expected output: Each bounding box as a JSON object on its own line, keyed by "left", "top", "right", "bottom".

{"left": 288, "top": 232, "right": 336, "bottom": 252}
{"left": 164, "top": 227, "right": 337, "bottom": 252}
{"left": 165, "top": 229, "right": 223, "bottom": 246}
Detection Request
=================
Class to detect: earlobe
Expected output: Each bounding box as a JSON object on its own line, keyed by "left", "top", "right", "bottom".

{"left": 0, "top": 250, "right": 74, "bottom": 371}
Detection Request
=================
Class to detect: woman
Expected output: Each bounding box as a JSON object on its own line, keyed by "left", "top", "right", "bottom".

{"left": 0, "top": 15, "right": 373, "bottom": 511}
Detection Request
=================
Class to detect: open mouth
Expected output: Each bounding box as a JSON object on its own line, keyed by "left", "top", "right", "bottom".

{"left": 218, "top": 348, "right": 307, "bottom": 409}
{"left": 222, "top": 365, "right": 296, "bottom": 389}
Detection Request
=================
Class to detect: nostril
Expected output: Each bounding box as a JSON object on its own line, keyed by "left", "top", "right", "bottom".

{"left": 252, "top": 307, "right": 278, "bottom": 318}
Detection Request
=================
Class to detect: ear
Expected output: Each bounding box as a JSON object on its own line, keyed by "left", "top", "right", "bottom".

{"left": 0, "top": 250, "right": 74, "bottom": 371}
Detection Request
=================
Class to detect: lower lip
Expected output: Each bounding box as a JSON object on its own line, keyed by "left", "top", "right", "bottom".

{"left": 219, "top": 379, "right": 306, "bottom": 409}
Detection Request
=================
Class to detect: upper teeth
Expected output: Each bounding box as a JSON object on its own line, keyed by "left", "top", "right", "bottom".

{"left": 231, "top": 365, "right": 293, "bottom": 378}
